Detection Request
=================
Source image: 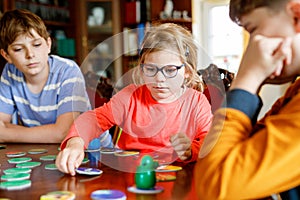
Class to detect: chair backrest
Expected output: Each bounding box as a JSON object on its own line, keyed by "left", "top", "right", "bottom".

{"left": 198, "top": 64, "right": 235, "bottom": 113}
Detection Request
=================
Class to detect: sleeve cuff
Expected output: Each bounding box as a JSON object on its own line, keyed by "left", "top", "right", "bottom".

{"left": 222, "top": 89, "right": 263, "bottom": 125}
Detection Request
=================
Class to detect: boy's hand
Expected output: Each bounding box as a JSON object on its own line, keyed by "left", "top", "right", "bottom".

{"left": 170, "top": 133, "right": 192, "bottom": 161}
{"left": 55, "top": 137, "right": 85, "bottom": 176}
{"left": 231, "top": 35, "right": 292, "bottom": 94}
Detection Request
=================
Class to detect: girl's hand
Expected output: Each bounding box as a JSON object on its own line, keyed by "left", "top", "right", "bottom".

{"left": 170, "top": 133, "right": 192, "bottom": 161}
{"left": 55, "top": 137, "right": 85, "bottom": 176}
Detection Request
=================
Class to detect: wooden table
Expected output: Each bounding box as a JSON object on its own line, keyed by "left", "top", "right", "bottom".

{"left": 0, "top": 143, "right": 197, "bottom": 200}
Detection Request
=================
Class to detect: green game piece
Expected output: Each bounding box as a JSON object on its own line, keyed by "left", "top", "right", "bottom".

{"left": 0, "top": 180, "right": 31, "bottom": 190}
{"left": 3, "top": 168, "right": 32, "bottom": 175}
{"left": 1, "top": 173, "right": 30, "bottom": 181}
{"left": 8, "top": 157, "right": 32, "bottom": 164}
{"left": 28, "top": 148, "right": 48, "bottom": 154}
{"left": 81, "top": 158, "right": 89, "bottom": 164}
{"left": 40, "top": 155, "right": 57, "bottom": 161}
{"left": 5, "top": 151, "right": 26, "bottom": 158}
{"left": 16, "top": 161, "right": 41, "bottom": 168}
{"left": 45, "top": 164, "right": 58, "bottom": 170}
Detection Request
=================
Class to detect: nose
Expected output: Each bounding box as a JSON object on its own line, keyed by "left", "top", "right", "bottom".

{"left": 26, "top": 47, "right": 35, "bottom": 59}
{"left": 154, "top": 70, "right": 166, "bottom": 82}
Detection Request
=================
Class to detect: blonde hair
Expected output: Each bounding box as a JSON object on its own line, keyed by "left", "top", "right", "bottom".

{"left": 132, "top": 23, "right": 204, "bottom": 92}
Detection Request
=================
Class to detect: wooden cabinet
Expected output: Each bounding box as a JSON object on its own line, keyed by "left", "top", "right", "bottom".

{"left": 121, "top": 0, "right": 193, "bottom": 74}
{"left": 0, "top": 0, "right": 79, "bottom": 72}
{"left": 0, "top": 0, "right": 78, "bottom": 65}
{"left": 75, "top": 0, "right": 122, "bottom": 82}
{"left": 150, "top": 0, "right": 192, "bottom": 31}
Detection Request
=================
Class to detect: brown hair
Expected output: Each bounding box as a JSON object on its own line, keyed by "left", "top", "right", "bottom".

{"left": 229, "top": 0, "right": 289, "bottom": 25}
{"left": 0, "top": 9, "right": 49, "bottom": 51}
{"left": 133, "top": 23, "right": 204, "bottom": 92}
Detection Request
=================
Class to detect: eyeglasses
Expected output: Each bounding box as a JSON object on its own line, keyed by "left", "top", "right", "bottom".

{"left": 141, "top": 63, "right": 185, "bottom": 78}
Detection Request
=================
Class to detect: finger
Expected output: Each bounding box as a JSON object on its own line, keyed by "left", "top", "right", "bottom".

{"left": 55, "top": 151, "right": 70, "bottom": 174}
{"left": 67, "top": 153, "right": 82, "bottom": 176}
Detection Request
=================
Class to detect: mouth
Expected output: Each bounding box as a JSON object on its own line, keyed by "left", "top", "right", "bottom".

{"left": 153, "top": 86, "right": 168, "bottom": 90}
{"left": 27, "top": 62, "right": 39, "bottom": 67}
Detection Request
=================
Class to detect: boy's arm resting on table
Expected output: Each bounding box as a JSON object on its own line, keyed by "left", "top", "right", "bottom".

{"left": 0, "top": 111, "right": 80, "bottom": 143}
{"left": 195, "top": 89, "right": 300, "bottom": 199}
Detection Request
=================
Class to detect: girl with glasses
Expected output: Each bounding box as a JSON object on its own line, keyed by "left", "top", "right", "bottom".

{"left": 56, "top": 23, "right": 212, "bottom": 175}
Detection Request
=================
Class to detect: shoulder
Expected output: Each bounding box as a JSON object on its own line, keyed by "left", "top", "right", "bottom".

{"left": 48, "top": 55, "right": 83, "bottom": 77}
{"left": 1, "top": 63, "right": 23, "bottom": 83}
{"left": 115, "top": 84, "right": 143, "bottom": 95}
{"left": 49, "top": 55, "right": 80, "bottom": 72}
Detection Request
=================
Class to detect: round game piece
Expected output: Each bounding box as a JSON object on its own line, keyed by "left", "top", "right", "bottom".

{"left": 3, "top": 168, "right": 32, "bottom": 175}
{"left": 100, "top": 147, "right": 123, "bottom": 154}
{"left": 127, "top": 185, "right": 164, "bottom": 194}
{"left": 40, "top": 191, "right": 75, "bottom": 200}
{"left": 75, "top": 167, "right": 103, "bottom": 176}
{"left": 90, "top": 189, "right": 127, "bottom": 200}
{"left": 114, "top": 151, "right": 139, "bottom": 157}
{"left": 1, "top": 173, "right": 30, "bottom": 181}
{"left": 5, "top": 151, "right": 26, "bottom": 158}
{"left": 45, "top": 164, "right": 58, "bottom": 170}
{"left": 156, "top": 174, "right": 176, "bottom": 182}
{"left": 28, "top": 148, "right": 48, "bottom": 154}
{"left": 40, "top": 155, "right": 57, "bottom": 161}
{"left": 8, "top": 157, "right": 32, "bottom": 164}
{"left": 16, "top": 161, "right": 41, "bottom": 168}
{"left": 155, "top": 165, "right": 182, "bottom": 172}
{"left": 0, "top": 180, "right": 31, "bottom": 190}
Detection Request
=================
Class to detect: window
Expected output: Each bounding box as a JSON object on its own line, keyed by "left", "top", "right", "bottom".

{"left": 198, "top": 1, "right": 244, "bottom": 73}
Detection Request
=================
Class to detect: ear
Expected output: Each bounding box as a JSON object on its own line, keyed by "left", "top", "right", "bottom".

{"left": 287, "top": 1, "right": 300, "bottom": 32}
{"left": 0, "top": 49, "right": 12, "bottom": 64}
{"left": 46, "top": 37, "right": 52, "bottom": 54}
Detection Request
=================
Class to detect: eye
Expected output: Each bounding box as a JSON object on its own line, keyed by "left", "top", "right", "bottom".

{"left": 33, "top": 43, "right": 42, "bottom": 47}
{"left": 13, "top": 48, "right": 22, "bottom": 52}
{"left": 144, "top": 65, "right": 156, "bottom": 72}
{"left": 164, "top": 65, "right": 177, "bottom": 74}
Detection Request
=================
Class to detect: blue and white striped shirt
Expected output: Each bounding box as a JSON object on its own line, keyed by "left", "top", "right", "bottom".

{"left": 0, "top": 55, "right": 91, "bottom": 127}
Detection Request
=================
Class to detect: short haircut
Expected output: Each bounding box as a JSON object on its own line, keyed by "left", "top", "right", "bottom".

{"left": 0, "top": 9, "right": 49, "bottom": 51}
{"left": 229, "top": 0, "right": 289, "bottom": 25}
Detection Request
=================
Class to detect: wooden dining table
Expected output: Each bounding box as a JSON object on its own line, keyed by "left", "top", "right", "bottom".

{"left": 0, "top": 143, "right": 198, "bottom": 200}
